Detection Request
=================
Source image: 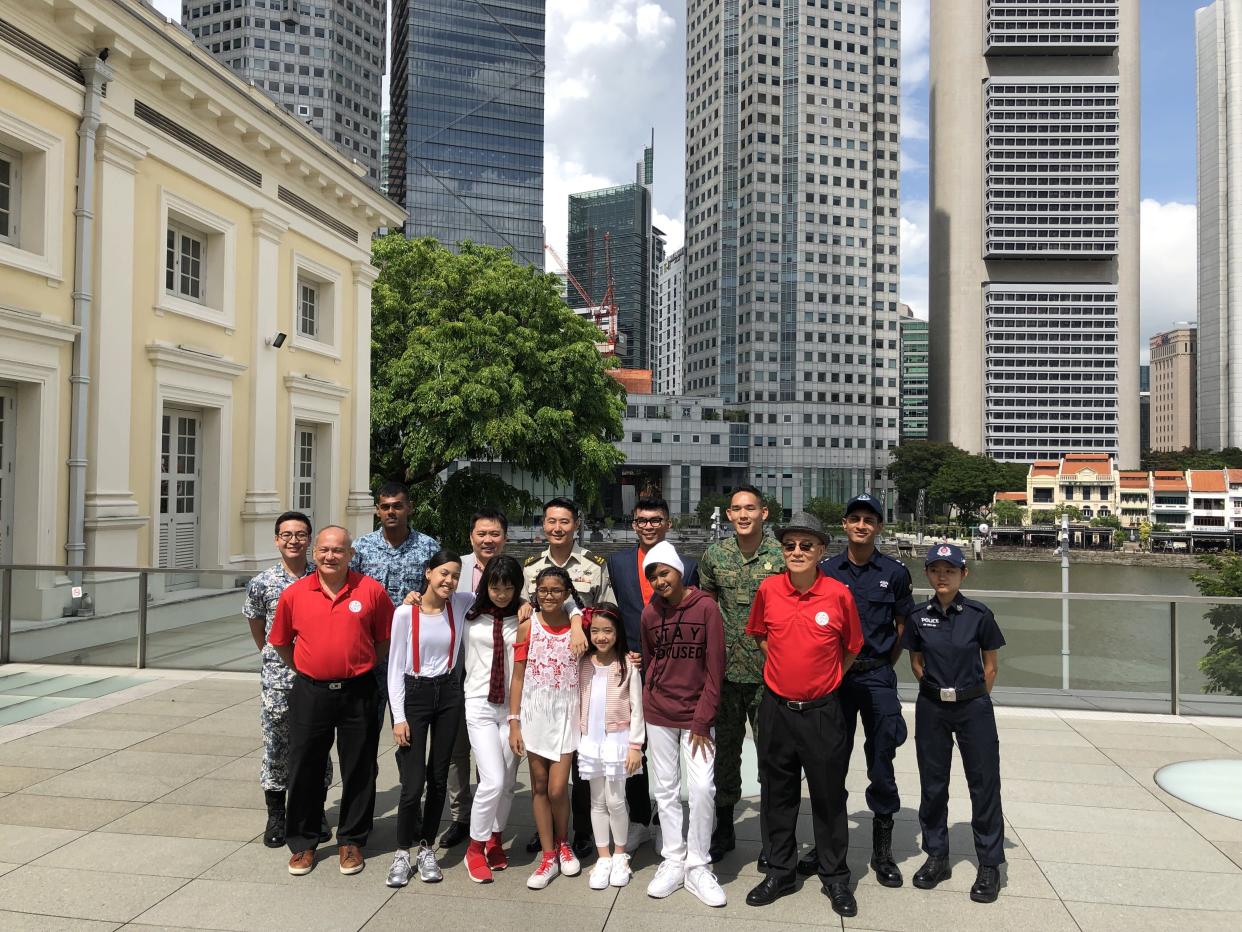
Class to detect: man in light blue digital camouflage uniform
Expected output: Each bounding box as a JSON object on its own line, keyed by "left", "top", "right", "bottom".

{"left": 243, "top": 510, "right": 332, "bottom": 848}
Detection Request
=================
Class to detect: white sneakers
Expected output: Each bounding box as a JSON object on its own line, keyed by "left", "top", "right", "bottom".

{"left": 589, "top": 856, "right": 613, "bottom": 890}
{"left": 685, "top": 866, "right": 727, "bottom": 907}
{"left": 609, "top": 852, "right": 633, "bottom": 887}
{"left": 646, "top": 859, "right": 686, "bottom": 898}
{"left": 527, "top": 851, "right": 560, "bottom": 889}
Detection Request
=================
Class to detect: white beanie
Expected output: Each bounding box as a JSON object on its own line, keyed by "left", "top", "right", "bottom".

{"left": 642, "top": 540, "right": 684, "bottom": 577}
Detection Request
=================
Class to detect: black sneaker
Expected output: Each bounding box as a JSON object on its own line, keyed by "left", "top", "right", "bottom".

{"left": 970, "top": 864, "right": 1000, "bottom": 903}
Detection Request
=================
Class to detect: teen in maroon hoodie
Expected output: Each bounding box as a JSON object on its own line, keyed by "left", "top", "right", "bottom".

{"left": 639, "top": 541, "right": 726, "bottom": 908}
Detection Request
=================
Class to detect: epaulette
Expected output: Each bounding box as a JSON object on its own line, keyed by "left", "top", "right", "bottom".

{"left": 524, "top": 555, "right": 541, "bottom": 567}
{"left": 589, "top": 552, "right": 606, "bottom": 566}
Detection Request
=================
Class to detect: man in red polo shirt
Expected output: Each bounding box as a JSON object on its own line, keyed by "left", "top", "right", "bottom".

{"left": 744, "top": 512, "right": 863, "bottom": 918}
{"left": 269, "top": 525, "right": 393, "bottom": 877}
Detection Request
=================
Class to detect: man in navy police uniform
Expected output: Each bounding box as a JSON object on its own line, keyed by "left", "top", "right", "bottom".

{"left": 798, "top": 492, "right": 914, "bottom": 887}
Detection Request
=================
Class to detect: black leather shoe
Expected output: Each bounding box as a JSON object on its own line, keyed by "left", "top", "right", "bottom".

{"left": 525, "top": 830, "right": 541, "bottom": 853}
{"left": 438, "top": 821, "right": 469, "bottom": 848}
{"left": 745, "top": 875, "right": 796, "bottom": 907}
{"left": 824, "top": 882, "right": 858, "bottom": 918}
{"left": 708, "top": 805, "right": 736, "bottom": 862}
{"left": 970, "top": 864, "right": 1000, "bottom": 903}
{"left": 796, "top": 846, "right": 819, "bottom": 876}
{"left": 912, "top": 854, "right": 952, "bottom": 890}
{"left": 572, "top": 834, "right": 594, "bottom": 860}
{"left": 870, "top": 814, "right": 903, "bottom": 888}
{"left": 756, "top": 854, "right": 770, "bottom": 872}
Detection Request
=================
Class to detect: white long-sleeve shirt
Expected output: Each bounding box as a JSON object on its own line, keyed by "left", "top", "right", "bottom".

{"left": 387, "top": 592, "right": 474, "bottom": 725}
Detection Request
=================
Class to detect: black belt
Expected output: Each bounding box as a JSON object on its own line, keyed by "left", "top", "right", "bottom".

{"left": 766, "top": 686, "right": 837, "bottom": 712}
{"left": 919, "top": 680, "right": 987, "bottom": 703}
{"left": 297, "top": 672, "right": 373, "bottom": 691}
{"left": 848, "top": 657, "right": 890, "bottom": 674}
{"left": 404, "top": 670, "right": 458, "bottom": 685}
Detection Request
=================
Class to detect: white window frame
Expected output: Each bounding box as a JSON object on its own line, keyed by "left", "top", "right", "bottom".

{"left": 166, "top": 222, "right": 207, "bottom": 304}
{"left": 289, "top": 251, "right": 341, "bottom": 358}
{"left": 0, "top": 111, "right": 65, "bottom": 281}
{"left": 0, "top": 143, "right": 19, "bottom": 247}
{"left": 154, "top": 188, "right": 237, "bottom": 331}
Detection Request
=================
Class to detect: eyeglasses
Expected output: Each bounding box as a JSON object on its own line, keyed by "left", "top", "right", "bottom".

{"left": 632, "top": 517, "right": 666, "bottom": 527}
{"left": 277, "top": 531, "right": 310, "bottom": 542}
{"left": 781, "top": 540, "right": 820, "bottom": 553}
{"left": 536, "top": 587, "right": 567, "bottom": 597}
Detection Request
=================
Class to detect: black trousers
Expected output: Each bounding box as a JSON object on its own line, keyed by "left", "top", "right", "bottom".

{"left": 395, "top": 672, "right": 464, "bottom": 849}
{"left": 625, "top": 759, "right": 652, "bottom": 826}
{"left": 571, "top": 753, "right": 592, "bottom": 838}
{"left": 915, "top": 693, "right": 1005, "bottom": 866}
{"left": 839, "top": 664, "right": 908, "bottom": 817}
{"left": 757, "top": 688, "right": 850, "bottom": 886}
{"left": 286, "top": 673, "right": 380, "bottom": 853}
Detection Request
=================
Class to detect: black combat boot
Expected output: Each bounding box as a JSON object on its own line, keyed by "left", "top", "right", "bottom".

{"left": 263, "top": 790, "right": 286, "bottom": 848}
{"left": 708, "top": 805, "right": 737, "bottom": 862}
{"left": 870, "top": 813, "right": 903, "bottom": 887}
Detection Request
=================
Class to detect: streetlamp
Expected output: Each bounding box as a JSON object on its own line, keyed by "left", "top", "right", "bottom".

{"left": 1057, "top": 512, "right": 1071, "bottom": 691}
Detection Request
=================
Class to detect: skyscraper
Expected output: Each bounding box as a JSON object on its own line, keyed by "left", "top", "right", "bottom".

{"left": 568, "top": 146, "right": 657, "bottom": 370}
{"left": 929, "top": 1, "right": 1140, "bottom": 465}
{"left": 682, "top": 0, "right": 903, "bottom": 515}
{"left": 181, "top": 0, "right": 385, "bottom": 186}
{"left": 1198, "top": 0, "right": 1242, "bottom": 449}
{"left": 389, "top": 0, "right": 544, "bottom": 266}
{"left": 654, "top": 248, "right": 687, "bottom": 395}
{"left": 899, "top": 305, "right": 929, "bottom": 442}
{"left": 1149, "top": 325, "right": 1198, "bottom": 453}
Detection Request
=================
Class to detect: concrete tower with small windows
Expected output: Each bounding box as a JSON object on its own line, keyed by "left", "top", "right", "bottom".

{"left": 683, "top": 0, "right": 903, "bottom": 517}
{"left": 928, "top": 1, "right": 1140, "bottom": 465}
{"left": 181, "top": 0, "right": 385, "bottom": 187}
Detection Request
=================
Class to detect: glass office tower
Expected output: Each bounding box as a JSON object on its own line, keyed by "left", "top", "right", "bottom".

{"left": 389, "top": 0, "right": 545, "bottom": 266}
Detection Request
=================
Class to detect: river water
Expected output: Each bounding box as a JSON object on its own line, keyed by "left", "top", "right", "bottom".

{"left": 915, "top": 559, "right": 1209, "bottom": 697}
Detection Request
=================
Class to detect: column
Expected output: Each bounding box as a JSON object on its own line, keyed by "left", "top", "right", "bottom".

{"left": 346, "top": 261, "right": 379, "bottom": 537}
{"left": 240, "top": 209, "right": 289, "bottom": 561}
{"left": 84, "top": 124, "right": 148, "bottom": 566}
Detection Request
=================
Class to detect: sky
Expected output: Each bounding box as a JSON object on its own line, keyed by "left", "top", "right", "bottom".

{"left": 153, "top": 0, "right": 1204, "bottom": 359}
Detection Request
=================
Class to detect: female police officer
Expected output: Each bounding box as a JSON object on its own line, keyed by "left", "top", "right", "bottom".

{"left": 902, "top": 543, "right": 1005, "bottom": 904}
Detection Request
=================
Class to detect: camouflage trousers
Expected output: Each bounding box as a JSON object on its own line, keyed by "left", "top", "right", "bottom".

{"left": 714, "top": 679, "right": 764, "bottom": 810}
{"left": 260, "top": 686, "right": 333, "bottom": 792}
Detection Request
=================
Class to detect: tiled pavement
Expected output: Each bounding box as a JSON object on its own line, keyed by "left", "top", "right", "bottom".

{"left": 0, "top": 665, "right": 1239, "bottom": 931}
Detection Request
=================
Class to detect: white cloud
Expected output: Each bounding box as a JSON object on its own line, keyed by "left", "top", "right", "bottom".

{"left": 900, "top": 0, "right": 931, "bottom": 88}
{"left": 900, "top": 199, "right": 930, "bottom": 319}
{"left": 653, "top": 210, "right": 685, "bottom": 255}
{"left": 542, "top": 146, "right": 619, "bottom": 275}
{"left": 1141, "top": 199, "right": 1197, "bottom": 359}
{"left": 636, "top": 3, "right": 676, "bottom": 43}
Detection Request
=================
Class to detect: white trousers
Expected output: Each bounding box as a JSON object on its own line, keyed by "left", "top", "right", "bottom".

{"left": 465, "top": 696, "right": 518, "bottom": 843}
{"left": 647, "top": 723, "right": 716, "bottom": 871}
{"left": 589, "top": 777, "right": 629, "bottom": 848}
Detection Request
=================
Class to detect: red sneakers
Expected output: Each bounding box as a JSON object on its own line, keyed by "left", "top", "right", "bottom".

{"left": 464, "top": 839, "right": 493, "bottom": 884}
{"left": 485, "top": 831, "right": 508, "bottom": 871}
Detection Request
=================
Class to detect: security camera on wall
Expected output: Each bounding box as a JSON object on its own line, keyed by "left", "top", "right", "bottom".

{"left": 266, "top": 332, "right": 287, "bottom": 348}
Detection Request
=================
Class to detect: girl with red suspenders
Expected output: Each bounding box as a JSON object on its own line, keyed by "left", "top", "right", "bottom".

{"left": 385, "top": 550, "right": 473, "bottom": 887}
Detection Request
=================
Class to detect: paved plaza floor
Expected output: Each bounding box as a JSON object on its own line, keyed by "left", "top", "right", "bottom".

{"left": 0, "top": 664, "right": 1240, "bottom": 931}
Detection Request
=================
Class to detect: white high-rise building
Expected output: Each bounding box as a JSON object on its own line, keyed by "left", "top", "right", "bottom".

{"left": 929, "top": 1, "right": 1140, "bottom": 466}
{"left": 653, "top": 249, "right": 686, "bottom": 395}
{"left": 682, "top": 0, "right": 903, "bottom": 516}
{"left": 1197, "top": 0, "right": 1242, "bottom": 449}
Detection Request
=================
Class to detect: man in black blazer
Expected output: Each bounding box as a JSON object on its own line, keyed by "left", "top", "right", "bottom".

{"left": 606, "top": 496, "right": 699, "bottom": 848}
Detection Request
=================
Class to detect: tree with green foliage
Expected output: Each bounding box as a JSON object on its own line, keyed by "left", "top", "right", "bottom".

{"left": 1142, "top": 447, "right": 1242, "bottom": 472}
{"left": 928, "top": 453, "right": 1022, "bottom": 521}
{"left": 887, "top": 441, "right": 965, "bottom": 513}
{"left": 991, "top": 499, "right": 1024, "bottom": 527}
{"left": 805, "top": 497, "right": 846, "bottom": 529}
{"left": 695, "top": 492, "right": 730, "bottom": 528}
{"left": 368, "top": 235, "right": 625, "bottom": 536}
{"left": 1190, "top": 554, "right": 1242, "bottom": 695}
{"left": 1051, "top": 504, "right": 1084, "bottom": 522}
{"left": 763, "top": 491, "right": 786, "bottom": 523}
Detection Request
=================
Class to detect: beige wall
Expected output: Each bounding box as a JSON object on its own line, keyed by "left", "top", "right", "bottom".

{"left": 1150, "top": 328, "right": 1198, "bottom": 452}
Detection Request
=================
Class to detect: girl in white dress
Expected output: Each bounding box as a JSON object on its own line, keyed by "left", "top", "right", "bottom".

{"left": 509, "top": 566, "right": 584, "bottom": 889}
{"left": 576, "top": 603, "right": 644, "bottom": 890}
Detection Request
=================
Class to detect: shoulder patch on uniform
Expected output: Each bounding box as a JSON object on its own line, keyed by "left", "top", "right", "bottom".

{"left": 524, "top": 555, "right": 541, "bottom": 567}
{"left": 589, "top": 553, "right": 606, "bottom": 566}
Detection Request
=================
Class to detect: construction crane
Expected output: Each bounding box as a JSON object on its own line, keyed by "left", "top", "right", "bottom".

{"left": 544, "top": 235, "right": 619, "bottom": 356}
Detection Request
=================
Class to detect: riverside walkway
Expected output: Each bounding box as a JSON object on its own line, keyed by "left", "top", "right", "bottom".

{"left": 0, "top": 664, "right": 1240, "bottom": 931}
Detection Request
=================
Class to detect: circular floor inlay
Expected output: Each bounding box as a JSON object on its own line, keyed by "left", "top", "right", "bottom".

{"left": 1154, "top": 759, "right": 1242, "bottom": 821}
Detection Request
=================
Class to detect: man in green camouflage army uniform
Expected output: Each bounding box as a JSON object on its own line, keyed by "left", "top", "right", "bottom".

{"left": 697, "top": 485, "right": 785, "bottom": 867}
{"left": 243, "top": 511, "right": 332, "bottom": 848}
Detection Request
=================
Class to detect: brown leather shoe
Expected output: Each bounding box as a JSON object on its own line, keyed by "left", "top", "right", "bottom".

{"left": 288, "top": 849, "right": 315, "bottom": 875}
{"left": 339, "top": 843, "right": 364, "bottom": 875}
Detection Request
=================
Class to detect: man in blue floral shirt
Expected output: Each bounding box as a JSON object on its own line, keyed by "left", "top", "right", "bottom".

{"left": 243, "top": 510, "right": 330, "bottom": 848}
{"left": 350, "top": 481, "right": 440, "bottom": 730}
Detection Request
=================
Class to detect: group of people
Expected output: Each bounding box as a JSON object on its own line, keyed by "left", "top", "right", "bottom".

{"left": 243, "top": 481, "right": 1007, "bottom": 918}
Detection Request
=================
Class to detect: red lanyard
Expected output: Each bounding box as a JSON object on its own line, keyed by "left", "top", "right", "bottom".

{"left": 411, "top": 599, "right": 456, "bottom": 675}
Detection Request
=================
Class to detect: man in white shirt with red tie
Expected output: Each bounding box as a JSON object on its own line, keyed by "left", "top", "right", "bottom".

{"left": 438, "top": 509, "right": 509, "bottom": 849}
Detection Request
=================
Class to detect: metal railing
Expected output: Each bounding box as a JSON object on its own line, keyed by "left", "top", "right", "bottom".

{"left": 3, "top": 564, "right": 1242, "bottom": 717}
